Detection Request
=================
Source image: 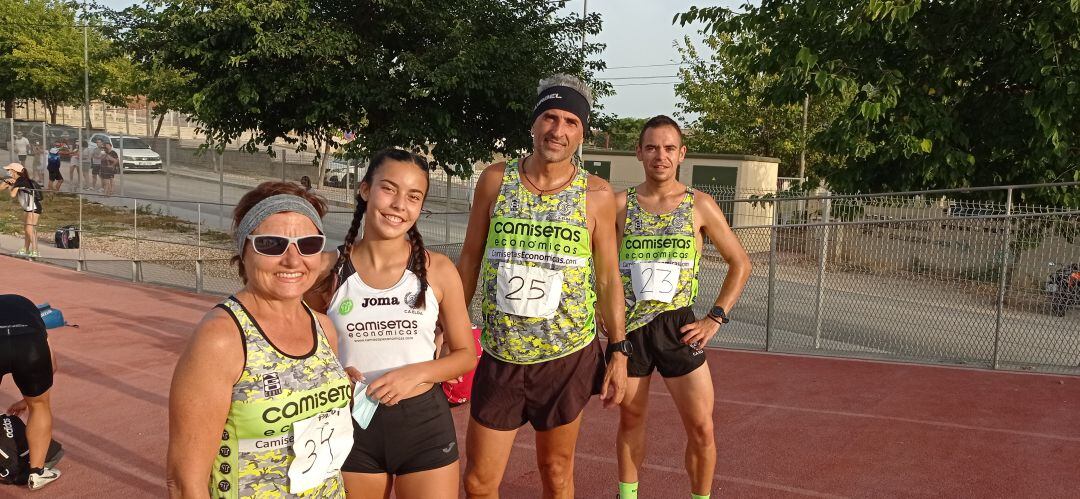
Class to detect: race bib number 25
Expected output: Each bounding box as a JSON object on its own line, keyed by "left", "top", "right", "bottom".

{"left": 288, "top": 407, "right": 353, "bottom": 494}
{"left": 496, "top": 263, "right": 563, "bottom": 318}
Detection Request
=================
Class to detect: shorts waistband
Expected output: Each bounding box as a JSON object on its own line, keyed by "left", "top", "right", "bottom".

{"left": 380, "top": 384, "right": 442, "bottom": 410}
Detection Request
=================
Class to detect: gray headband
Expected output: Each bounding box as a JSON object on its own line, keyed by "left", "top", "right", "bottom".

{"left": 235, "top": 194, "right": 325, "bottom": 255}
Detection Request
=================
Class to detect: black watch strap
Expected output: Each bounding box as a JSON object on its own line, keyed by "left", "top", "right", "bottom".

{"left": 708, "top": 306, "right": 730, "bottom": 324}
{"left": 606, "top": 340, "right": 632, "bottom": 358}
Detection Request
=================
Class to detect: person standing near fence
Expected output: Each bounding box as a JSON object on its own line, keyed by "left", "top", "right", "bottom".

{"left": 46, "top": 142, "right": 63, "bottom": 192}
{"left": 98, "top": 142, "right": 118, "bottom": 197}
{"left": 89, "top": 138, "right": 104, "bottom": 191}
{"left": 456, "top": 74, "right": 629, "bottom": 499}
{"left": 2, "top": 163, "right": 42, "bottom": 257}
{"left": 305, "top": 148, "right": 477, "bottom": 499}
{"left": 13, "top": 132, "right": 30, "bottom": 166}
{"left": 613, "top": 116, "right": 751, "bottom": 499}
{"left": 63, "top": 140, "right": 80, "bottom": 192}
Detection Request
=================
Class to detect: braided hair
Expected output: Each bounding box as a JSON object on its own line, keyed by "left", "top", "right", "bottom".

{"left": 322, "top": 148, "right": 431, "bottom": 309}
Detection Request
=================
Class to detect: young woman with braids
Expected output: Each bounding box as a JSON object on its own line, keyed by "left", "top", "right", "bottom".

{"left": 305, "top": 148, "right": 477, "bottom": 499}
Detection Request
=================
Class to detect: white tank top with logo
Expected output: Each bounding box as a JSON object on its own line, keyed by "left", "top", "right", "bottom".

{"left": 327, "top": 258, "right": 439, "bottom": 384}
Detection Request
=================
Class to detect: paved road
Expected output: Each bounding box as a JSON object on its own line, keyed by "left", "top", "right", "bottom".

{"left": 34, "top": 168, "right": 1080, "bottom": 375}
{"left": 67, "top": 166, "right": 474, "bottom": 247}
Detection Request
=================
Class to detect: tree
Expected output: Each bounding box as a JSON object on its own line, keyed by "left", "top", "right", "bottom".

{"left": 678, "top": 1, "right": 1080, "bottom": 205}
{"left": 675, "top": 33, "right": 846, "bottom": 178}
{"left": 587, "top": 115, "right": 646, "bottom": 150}
{"left": 0, "top": 0, "right": 134, "bottom": 123}
{"left": 129, "top": 0, "right": 610, "bottom": 175}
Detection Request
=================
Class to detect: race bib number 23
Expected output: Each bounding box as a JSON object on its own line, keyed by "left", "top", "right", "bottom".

{"left": 288, "top": 407, "right": 353, "bottom": 494}
{"left": 496, "top": 263, "right": 563, "bottom": 318}
{"left": 630, "top": 262, "right": 680, "bottom": 303}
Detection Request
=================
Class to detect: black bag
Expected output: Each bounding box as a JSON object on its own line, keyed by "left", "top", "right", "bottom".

{"left": 54, "top": 225, "right": 79, "bottom": 249}
{"left": 0, "top": 414, "right": 63, "bottom": 486}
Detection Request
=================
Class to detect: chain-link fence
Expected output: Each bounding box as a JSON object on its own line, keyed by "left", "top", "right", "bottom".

{"left": 3, "top": 104, "right": 1078, "bottom": 375}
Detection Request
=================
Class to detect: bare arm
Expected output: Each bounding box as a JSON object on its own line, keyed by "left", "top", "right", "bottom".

{"left": 367, "top": 253, "right": 478, "bottom": 404}
{"left": 696, "top": 190, "right": 751, "bottom": 313}
{"left": 456, "top": 163, "right": 504, "bottom": 306}
{"left": 587, "top": 176, "right": 628, "bottom": 408}
{"left": 166, "top": 310, "right": 244, "bottom": 499}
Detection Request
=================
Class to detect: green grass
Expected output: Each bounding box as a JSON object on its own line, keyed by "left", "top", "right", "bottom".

{"left": 1, "top": 190, "right": 231, "bottom": 244}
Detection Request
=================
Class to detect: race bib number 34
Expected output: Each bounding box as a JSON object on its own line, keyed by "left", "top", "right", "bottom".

{"left": 496, "top": 263, "right": 563, "bottom": 318}
{"left": 288, "top": 407, "right": 353, "bottom": 494}
{"left": 630, "top": 262, "right": 680, "bottom": 303}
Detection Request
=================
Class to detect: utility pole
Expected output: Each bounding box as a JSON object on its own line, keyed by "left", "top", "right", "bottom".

{"left": 799, "top": 93, "right": 809, "bottom": 182}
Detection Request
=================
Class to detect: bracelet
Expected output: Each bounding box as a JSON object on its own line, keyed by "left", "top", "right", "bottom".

{"left": 706, "top": 314, "right": 723, "bottom": 325}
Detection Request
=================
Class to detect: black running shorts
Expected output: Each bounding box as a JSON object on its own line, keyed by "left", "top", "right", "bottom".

{"left": 341, "top": 385, "right": 458, "bottom": 475}
{"left": 47, "top": 167, "right": 62, "bottom": 181}
{"left": 626, "top": 306, "right": 706, "bottom": 378}
{"left": 470, "top": 337, "right": 606, "bottom": 431}
{"left": 0, "top": 295, "right": 54, "bottom": 398}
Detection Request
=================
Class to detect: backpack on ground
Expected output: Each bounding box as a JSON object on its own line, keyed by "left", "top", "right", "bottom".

{"left": 54, "top": 225, "right": 79, "bottom": 249}
{"left": 0, "top": 414, "right": 64, "bottom": 486}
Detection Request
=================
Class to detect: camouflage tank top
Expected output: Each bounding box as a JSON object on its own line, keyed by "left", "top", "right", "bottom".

{"left": 620, "top": 187, "right": 700, "bottom": 333}
{"left": 480, "top": 158, "right": 596, "bottom": 364}
{"left": 210, "top": 297, "right": 350, "bottom": 498}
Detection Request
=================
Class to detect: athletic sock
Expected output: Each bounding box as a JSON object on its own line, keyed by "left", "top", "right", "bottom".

{"left": 691, "top": 494, "right": 710, "bottom": 499}
{"left": 29, "top": 467, "right": 43, "bottom": 476}
{"left": 618, "top": 481, "right": 638, "bottom": 499}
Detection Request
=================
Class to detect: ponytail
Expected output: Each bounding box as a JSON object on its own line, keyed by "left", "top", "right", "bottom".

{"left": 318, "top": 189, "right": 366, "bottom": 295}
{"left": 406, "top": 224, "right": 429, "bottom": 309}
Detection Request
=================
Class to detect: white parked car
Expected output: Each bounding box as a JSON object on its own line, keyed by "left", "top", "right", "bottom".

{"left": 84, "top": 133, "right": 163, "bottom": 172}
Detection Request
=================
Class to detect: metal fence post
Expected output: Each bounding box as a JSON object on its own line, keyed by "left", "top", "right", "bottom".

{"left": 766, "top": 198, "right": 779, "bottom": 351}
{"left": 992, "top": 188, "right": 1013, "bottom": 369}
{"left": 165, "top": 138, "right": 171, "bottom": 216}
{"left": 133, "top": 198, "right": 140, "bottom": 282}
{"left": 281, "top": 149, "right": 287, "bottom": 182}
{"left": 444, "top": 174, "right": 452, "bottom": 244}
{"left": 77, "top": 194, "right": 84, "bottom": 272}
{"left": 196, "top": 203, "right": 204, "bottom": 293}
{"left": 814, "top": 191, "right": 832, "bottom": 348}
{"left": 218, "top": 150, "right": 225, "bottom": 229}
{"left": 119, "top": 135, "right": 126, "bottom": 196}
{"left": 7, "top": 118, "right": 14, "bottom": 163}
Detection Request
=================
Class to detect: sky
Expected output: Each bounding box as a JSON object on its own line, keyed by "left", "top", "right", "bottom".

{"left": 558, "top": 0, "right": 742, "bottom": 118}
{"left": 98, "top": 0, "right": 743, "bottom": 119}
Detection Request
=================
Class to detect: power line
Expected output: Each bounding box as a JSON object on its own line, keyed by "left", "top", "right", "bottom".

{"left": 602, "top": 63, "right": 681, "bottom": 70}
{"left": 598, "top": 75, "right": 678, "bottom": 81}
{"left": 611, "top": 81, "right": 680, "bottom": 87}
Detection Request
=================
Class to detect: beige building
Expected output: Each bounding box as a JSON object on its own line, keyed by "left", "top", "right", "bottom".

{"left": 581, "top": 148, "right": 780, "bottom": 229}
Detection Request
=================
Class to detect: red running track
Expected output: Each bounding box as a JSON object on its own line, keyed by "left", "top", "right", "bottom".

{"left": 3, "top": 256, "right": 1079, "bottom": 498}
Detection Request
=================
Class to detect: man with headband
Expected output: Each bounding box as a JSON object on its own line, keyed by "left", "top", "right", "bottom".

{"left": 457, "top": 74, "right": 630, "bottom": 498}
{"left": 168, "top": 182, "right": 352, "bottom": 498}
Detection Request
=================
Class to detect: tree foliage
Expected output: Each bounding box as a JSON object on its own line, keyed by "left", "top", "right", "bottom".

{"left": 675, "top": 33, "right": 846, "bottom": 178}
{"left": 587, "top": 115, "right": 646, "bottom": 151}
{"left": 678, "top": 1, "right": 1080, "bottom": 205}
{"left": 0, "top": 0, "right": 130, "bottom": 122}
{"left": 129, "top": 0, "right": 610, "bottom": 174}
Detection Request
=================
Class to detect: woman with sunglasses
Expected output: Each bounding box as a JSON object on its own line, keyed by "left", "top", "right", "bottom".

{"left": 167, "top": 181, "right": 353, "bottom": 498}
{"left": 306, "top": 148, "right": 477, "bottom": 499}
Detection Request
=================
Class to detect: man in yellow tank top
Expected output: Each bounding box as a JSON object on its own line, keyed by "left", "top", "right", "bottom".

{"left": 614, "top": 116, "right": 752, "bottom": 499}
{"left": 457, "top": 74, "right": 630, "bottom": 499}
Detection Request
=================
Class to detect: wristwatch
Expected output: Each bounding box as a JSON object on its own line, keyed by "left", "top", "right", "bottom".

{"left": 707, "top": 306, "right": 730, "bottom": 324}
{"left": 606, "top": 340, "right": 633, "bottom": 359}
